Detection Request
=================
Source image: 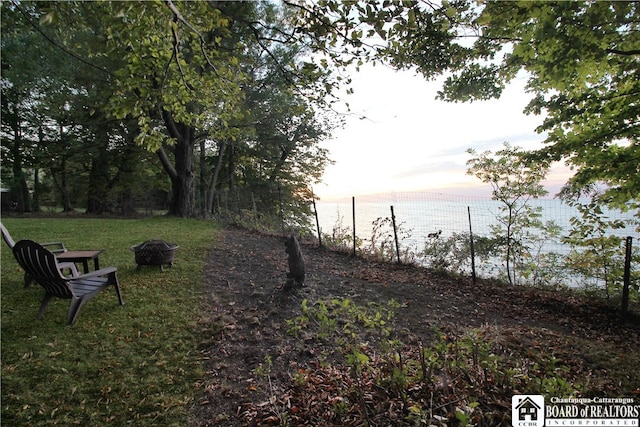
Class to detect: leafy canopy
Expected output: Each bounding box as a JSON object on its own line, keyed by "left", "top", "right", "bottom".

{"left": 291, "top": 0, "right": 639, "bottom": 211}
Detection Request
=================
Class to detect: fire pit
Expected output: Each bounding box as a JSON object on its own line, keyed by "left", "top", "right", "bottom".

{"left": 130, "top": 240, "right": 179, "bottom": 271}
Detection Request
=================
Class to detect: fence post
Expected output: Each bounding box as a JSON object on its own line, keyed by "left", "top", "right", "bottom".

{"left": 313, "top": 195, "right": 322, "bottom": 248}
{"left": 621, "top": 236, "right": 632, "bottom": 318}
{"left": 468, "top": 206, "right": 477, "bottom": 286}
{"left": 390, "top": 205, "right": 401, "bottom": 264}
{"left": 352, "top": 196, "right": 356, "bottom": 257}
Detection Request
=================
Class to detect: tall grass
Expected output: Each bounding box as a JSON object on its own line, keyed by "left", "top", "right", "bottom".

{"left": 1, "top": 217, "right": 218, "bottom": 426}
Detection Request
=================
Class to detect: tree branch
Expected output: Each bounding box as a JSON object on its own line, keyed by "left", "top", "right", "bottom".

{"left": 156, "top": 144, "right": 178, "bottom": 180}
{"left": 164, "top": 0, "right": 220, "bottom": 75}
{"left": 169, "top": 15, "right": 194, "bottom": 91}
{"left": 160, "top": 107, "right": 183, "bottom": 142}
{"left": 606, "top": 48, "right": 640, "bottom": 56}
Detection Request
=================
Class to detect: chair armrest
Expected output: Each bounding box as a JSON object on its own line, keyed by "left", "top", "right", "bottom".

{"left": 75, "top": 266, "right": 118, "bottom": 279}
{"left": 41, "top": 241, "right": 67, "bottom": 254}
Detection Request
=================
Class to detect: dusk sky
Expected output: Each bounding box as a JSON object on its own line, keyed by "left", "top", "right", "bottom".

{"left": 316, "top": 64, "right": 573, "bottom": 201}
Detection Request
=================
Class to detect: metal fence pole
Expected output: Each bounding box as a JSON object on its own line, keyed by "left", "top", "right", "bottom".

{"left": 352, "top": 196, "right": 356, "bottom": 257}
{"left": 313, "top": 196, "right": 322, "bottom": 248}
{"left": 621, "top": 236, "right": 633, "bottom": 318}
{"left": 468, "top": 206, "right": 477, "bottom": 286}
{"left": 390, "top": 205, "right": 401, "bottom": 264}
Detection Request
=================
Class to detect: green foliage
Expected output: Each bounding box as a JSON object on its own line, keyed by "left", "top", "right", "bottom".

{"left": 454, "top": 1, "right": 639, "bottom": 209}
{"left": 320, "top": 210, "right": 360, "bottom": 252}
{"left": 467, "top": 143, "right": 553, "bottom": 285}
{"left": 422, "top": 232, "right": 471, "bottom": 272}
{"left": 273, "top": 301, "right": 583, "bottom": 426}
{"left": 286, "top": 298, "right": 398, "bottom": 343}
{"left": 2, "top": 3, "right": 174, "bottom": 214}
{"left": 363, "top": 216, "right": 416, "bottom": 263}
{"left": 212, "top": 184, "right": 318, "bottom": 237}
{"left": 486, "top": 4, "right": 636, "bottom": 159}
{"left": 2, "top": 1, "right": 341, "bottom": 218}
{"left": 99, "top": 1, "right": 246, "bottom": 150}
{"left": 296, "top": 0, "right": 640, "bottom": 214}
{"left": 1, "top": 218, "right": 218, "bottom": 426}
{"left": 561, "top": 185, "right": 640, "bottom": 300}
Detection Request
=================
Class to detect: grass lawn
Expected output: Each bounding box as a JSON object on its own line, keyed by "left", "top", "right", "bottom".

{"left": 1, "top": 217, "right": 218, "bottom": 426}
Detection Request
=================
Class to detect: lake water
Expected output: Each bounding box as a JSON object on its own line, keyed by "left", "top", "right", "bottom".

{"left": 314, "top": 192, "right": 638, "bottom": 285}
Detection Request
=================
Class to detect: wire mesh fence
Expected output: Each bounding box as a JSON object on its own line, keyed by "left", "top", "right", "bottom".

{"left": 207, "top": 186, "right": 638, "bottom": 304}
{"left": 313, "top": 191, "right": 639, "bottom": 292}
{"left": 212, "top": 185, "right": 314, "bottom": 233}
{"left": 186, "top": 185, "right": 639, "bottom": 311}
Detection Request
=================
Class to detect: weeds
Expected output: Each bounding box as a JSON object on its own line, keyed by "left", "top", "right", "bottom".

{"left": 286, "top": 298, "right": 398, "bottom": 342}
{"left": 247, "top": 297, "right": 581, "bottom": 426}
{"left": 320, "top": 210, "right": 361, "bottom": 252}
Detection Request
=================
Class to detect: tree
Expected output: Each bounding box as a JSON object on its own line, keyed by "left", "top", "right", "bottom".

{"left": 103, "top": 1, "right": 248, "bottom": 217}
{"left": 1, "top": 5, "right": 51, "bottom": 212}
{"left": 107, "top": 1, "right": 339, "bottom": 218}
{"left": 461, "top": 2, "right": 640, "bottom": 213}
{"left": 2, "top": 2, "right": 158, "bottom": 215}
{"left": 198, "top": 12, "right": 338, "bottom": 220}
{"left": 467, "top": 143, "right": 553, "bottom": 285}
{"left": 290, "top": 0, "right": 639, "bottom": 213}
{"left": 26, "top": 1, "right": 339, "bottom": 218}
{"left": 236, "top": 53, "right": 336, "bottom": 226}
{"left": 560, "top": 184, "right": 639, "bottom": 298}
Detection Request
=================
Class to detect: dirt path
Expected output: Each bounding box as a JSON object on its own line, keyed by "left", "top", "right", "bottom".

{"left": 191, "top": 227, "right": 640, "bottom": 426}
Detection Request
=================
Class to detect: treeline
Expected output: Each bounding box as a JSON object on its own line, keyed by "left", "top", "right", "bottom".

{"left": 3, "top": 1, "right": 638, "bottom": 228}
{"left": 1, "top": 1, "right": 338, "bottom": 219}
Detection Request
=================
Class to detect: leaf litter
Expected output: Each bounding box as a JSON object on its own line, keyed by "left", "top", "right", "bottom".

{"left": 191, "top": 227, "right": 640, "bottom": 426}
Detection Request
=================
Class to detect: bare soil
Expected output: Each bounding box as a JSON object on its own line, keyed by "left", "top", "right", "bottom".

{"left": 191, "top": 227, "right": 640, "bottom": 426}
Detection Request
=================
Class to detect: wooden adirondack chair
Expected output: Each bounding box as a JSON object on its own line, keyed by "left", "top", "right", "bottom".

{"left": 1, "top": 222, "right": 79, "bottom": 286}
{"left": 12, "top": 239, "right": 124, "bottom": 325}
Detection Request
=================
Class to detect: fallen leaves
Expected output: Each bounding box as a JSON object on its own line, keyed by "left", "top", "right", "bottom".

{"left": 194, "top": 227, "right": 640, "bottom": 426}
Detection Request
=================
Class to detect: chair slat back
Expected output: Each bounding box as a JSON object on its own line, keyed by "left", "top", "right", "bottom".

{"left": 12, "top": 240, "right": 74, "bottom": 299}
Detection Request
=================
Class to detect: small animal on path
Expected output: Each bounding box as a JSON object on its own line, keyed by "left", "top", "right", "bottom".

{"left": 284, "top": 234, "right": 305, "bottom": 290}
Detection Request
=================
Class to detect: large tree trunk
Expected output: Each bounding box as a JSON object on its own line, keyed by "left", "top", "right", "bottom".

{"left": 171, "top": 139, "right": 196, "bottom": 217}
{"left": 159, "top": 110, "right": 197, "bottom": 218}
{"left": 86, "top": 128, "right": 111, "bottom": 214}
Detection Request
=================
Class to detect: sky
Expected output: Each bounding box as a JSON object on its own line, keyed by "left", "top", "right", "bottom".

{"left": 315, "top": 64, "right": 574, "bottom": 201}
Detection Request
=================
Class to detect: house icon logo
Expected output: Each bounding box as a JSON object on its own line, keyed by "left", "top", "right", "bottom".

{"left": 512, "top": 395, "right": 544, "bottom": 427}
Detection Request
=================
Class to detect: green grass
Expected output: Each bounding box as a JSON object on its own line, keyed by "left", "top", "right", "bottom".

{"left": 1, "top": 217, "right": 219, "bottom": 426}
